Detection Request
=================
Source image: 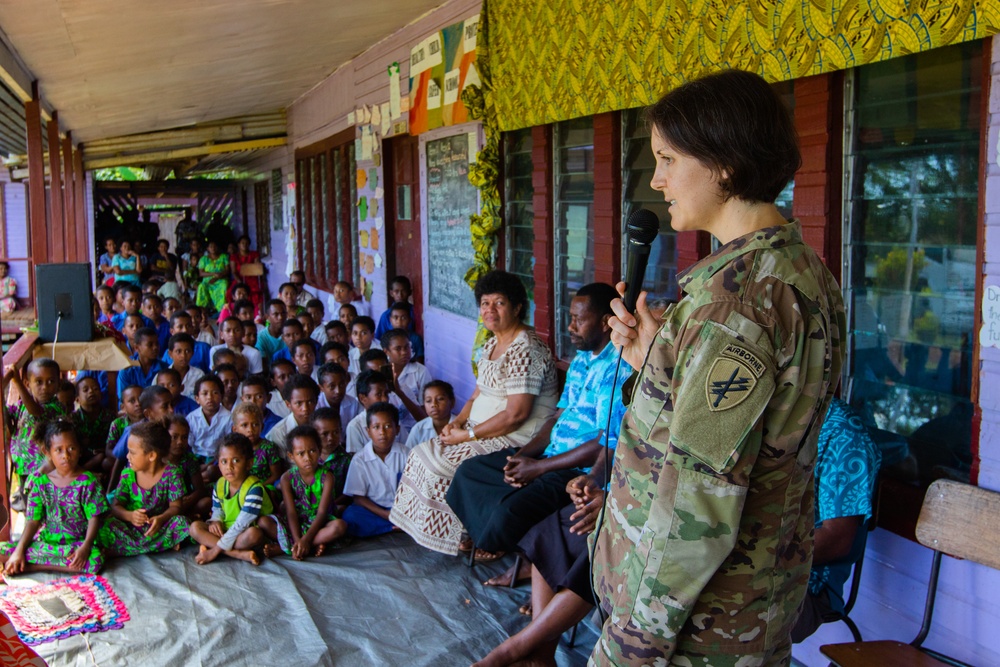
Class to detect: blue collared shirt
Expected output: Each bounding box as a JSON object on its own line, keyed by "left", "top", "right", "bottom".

{"left": 116, "top": 359, "right": 167, "bottom": 399}
{"left": 172, "top": 395, "right": 199, "bottom": 417}
{"left": 161, "top": 340, "right": 212, "bottom": 373}
{"left": 111, "top": 312, "right": 154, "bottom": 331}
{"left": 546, "top": 341, "right": 627, "bottom": 467}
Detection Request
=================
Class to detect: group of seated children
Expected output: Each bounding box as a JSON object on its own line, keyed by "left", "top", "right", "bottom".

{"left": 0, "top": 273, "right": 456, "bottom": 573}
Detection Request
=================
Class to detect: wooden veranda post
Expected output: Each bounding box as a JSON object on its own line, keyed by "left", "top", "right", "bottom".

{"left": 25, "top": 86, "right": 46, "bottom": 298}
{"left": 47, "top": 111, "right": 65, "bottom": 261}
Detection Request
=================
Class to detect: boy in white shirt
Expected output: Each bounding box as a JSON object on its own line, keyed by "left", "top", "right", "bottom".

{"left": 381, "top": 329, "right": 432, "bottom": 432}
{"left": 344, "top": 370, "right": 391, "bottom": 454}
{"left": 406, "top": 380, "right": 456, "bottom": 448}
{"left": 267, "top": 360, "right": 295, "bottom": 418}
{"left": 347, "top": 316, "right": 380, "bottom": 374}
{"left": 211, "top": 317, "right": 263, "bottom": 374}
{"left": 186, "top": 374, "right": 232, "bottom": 461}
{"left": 264, "top": 373, "right": 319, "bottom": 456}
{"left": 316, "top": 363, "right": 364, "bottom": 431}
{"left": 341, "top": 402, "right": 408, "bottom": 537}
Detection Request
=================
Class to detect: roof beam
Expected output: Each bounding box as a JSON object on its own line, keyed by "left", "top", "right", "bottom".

{"left": 82, "top": 136, "right": 288, "bottom": 170}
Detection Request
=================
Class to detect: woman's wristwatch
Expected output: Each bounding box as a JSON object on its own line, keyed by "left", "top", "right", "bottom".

{"left": 467, "top": 427, "right": 478, "bottom": 441}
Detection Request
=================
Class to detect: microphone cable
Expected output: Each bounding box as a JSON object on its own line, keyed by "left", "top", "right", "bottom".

{"left": 588, "top": 345, "right": 627, "bottom": 627}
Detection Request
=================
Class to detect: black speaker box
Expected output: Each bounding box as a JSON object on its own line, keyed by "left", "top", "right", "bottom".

{"left": 35, "top": 263, "right": 94, "bottom": 343}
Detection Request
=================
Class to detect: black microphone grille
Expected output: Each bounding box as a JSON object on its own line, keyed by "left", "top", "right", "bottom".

{"left": 626, "top": 208, "right": 660, "bottom": 244}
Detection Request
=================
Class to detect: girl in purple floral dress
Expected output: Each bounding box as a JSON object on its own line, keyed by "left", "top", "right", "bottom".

{"left": 231, "top": 403, "right": 283, "bottom": 491}
{"left": 0, "top": 421, "right": 108, "bottom": 574}
{"left": 99, "top": 420, "right": 190, "bottom": 556}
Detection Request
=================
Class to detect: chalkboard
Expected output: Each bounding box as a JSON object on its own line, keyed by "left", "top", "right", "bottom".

{"left": 426, "top": 133, "right": 480, "bottom": 320}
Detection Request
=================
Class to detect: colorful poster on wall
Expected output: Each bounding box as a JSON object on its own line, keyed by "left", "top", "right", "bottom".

{"left": 409, "top": 14, "right": 480, "bottom": 135}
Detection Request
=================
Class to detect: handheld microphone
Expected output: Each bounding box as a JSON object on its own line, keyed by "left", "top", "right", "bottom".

{"left": 622, "top": 208, "right": 660, "bottom": 313}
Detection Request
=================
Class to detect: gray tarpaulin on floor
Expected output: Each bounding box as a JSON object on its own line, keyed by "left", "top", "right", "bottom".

{"left": 29, "top": 533, "right": 598, "bottom": 666}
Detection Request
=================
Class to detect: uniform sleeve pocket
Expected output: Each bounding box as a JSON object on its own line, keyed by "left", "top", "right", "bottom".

{"left": 671, "top": 322, "right": 776, "bottom": 474}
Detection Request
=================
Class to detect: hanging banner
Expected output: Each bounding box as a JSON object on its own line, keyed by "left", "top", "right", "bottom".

{"left": 409, "top": 14, "right": 480, "bottom": 134}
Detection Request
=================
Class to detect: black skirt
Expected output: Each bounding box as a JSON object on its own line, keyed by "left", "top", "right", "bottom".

{"left": 519, "top": 503, "right": 594, "bottom": 603}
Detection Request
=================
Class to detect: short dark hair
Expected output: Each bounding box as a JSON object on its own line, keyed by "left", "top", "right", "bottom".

{"left": 271, "top": 359, "right": 295, "bottom": 375}
{"left": 290, "top": 339, "right": 316, "bottom": 356}
{"left": 170, "top": 311, "right": 193, "bottom": 326}
{"left": 231, "top": 282, "right": 250, "bottom": 295}
{"left": 325, "top": 320, "right": 347, "bottom": 335}
{"left": 281, "top": 373, "right": 319, "bottom": 402}
{"left": 233, "top": 299, "right": 255, "bottom": 314}
{"left": 380, "top": 328, "right": 410, "bottom": 349}
{"left": 339, "top": 303, "right": 358, "bottom": 317}
{"left": 279, "top": 282, "right": 297, "bottom": 294}
{"left": 355, "top": 369, "right": 388, "bottom": 398}
{"left": 424, "top": 379, "right": 455, "bottom": 403}
{"left": 134, "top": 327, "right": 159, "bottom": 345}
{"left": 575, "top": 283, "right": 618, "bottom": 318}
{"left": 306, "top": 298, "right": 324, "bottom": 310}
{"left": 242, "top": 373, "right": 271, "bottom": 392}
{"left": 131, "top": 420, "right": 171, "bottom": 457}
{"left": 168, "top": 333, "right": 195, "bottom": 351}
{"left": 27, "top": 358, "right": 60, "bottom": 376}
{"left": 120, "top": 284, "right": 142, "bottom": 297}
{"left": 155, "top": 367, "right": 182, "bottom": 384}
{"left": 389, "top": 301, "right": 411, "bottom": 315}
{"left": 281, "top": 318, "right": 304, "bottom": 332}
{"left": 212, "top": 348, "right": 237, "bottom": 366}
{"left": 359, "top": 348, "right": 388, "bottom": 367}
{"left": 221, "top": 316, "right": 243, "bottom": 330}
{"left": 390, "top": 276, "right": 412, "bottom": 291}
{"left": 42, "top": 419, "right": 77, "bottom": 451}
{"left": 316, "top": 362, "right": 348, "bottom": 384}
{"left": 645, "top": 69, "right": 800, "bottom": 204}
{"left": 286, "top": 424, "right": 321, "bottom": 452}
{"left": 75, "top": 375, "right": 101, "bottom": 393}
{"left": 291, "top": 270, "right": 306, "bottom": 281}
{"left": 474, "top": 270, "right": 528, "bottom": 322}
{"left": 366, "top": 401, "right": 399, "bottom": 427}
{"left": 351, "top": 316, "right": 375, "bottom": 334}
{"left": 214, "top": 362, "right": 238, "bottom": 378}
{"left": 311, "top": 407, "right": 341, "bottom": 426}
{"left": 96, "top": 284, "right": 114, "bottom": 297}
{"left": 266, "top": 298, "right": 286, "bottom": 312}
{"left": 142, "top": 293, "right": 162, "bottom": 306}
{"left": 139, "top": 385, "right": 172, "bottom": 410}
{"left": 194, "top": 374, "right": 224, "bottom": 394}
{"left": 319, "top": 341, "right": 349, "bottom": 359}
{"left": 218, "top": 432, "right": 254, "bottom": 460}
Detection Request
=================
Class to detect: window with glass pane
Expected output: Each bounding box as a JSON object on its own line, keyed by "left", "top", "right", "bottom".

{"left": 772, "top": 81, "right": 795, "bottom": 220}
{"left": 844, "top": 41, "right": 980, "bottom": 486}
{"left": 347, "top": 143, "right": 359, "bottom": 285}
{"left": 504, "top": 128, "right": 535, "bottom": 324}
{"left": 318, "top": 153, "right": 329, "bottom": 287}
{"left": 554, "top": 117, "right": 595, "bottom": 359}
{"left": 621, "top": 108, "right": 678, "bottom": 306}
{"left": 332, "top": 147, "right": 344, "bottom": 279}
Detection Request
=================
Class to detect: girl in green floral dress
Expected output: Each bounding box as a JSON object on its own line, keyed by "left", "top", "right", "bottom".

{"left": 99, "top": 420, "right": 190, "bottom": 556}
{"left": 268, "top": 425, "right": 347, "bottom": 560}
{"left": 0, "top": 421, "right": 108, "bottom": 574}
{"left": 231, "top": 403, "right": 283, "bottom": 492}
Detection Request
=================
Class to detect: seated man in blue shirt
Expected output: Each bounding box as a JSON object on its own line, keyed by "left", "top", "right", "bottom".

{"left": 447, "top": 283, "right": 626, "bottom": 563}
{"left": 792, "top": 398, "right": 882, "bottom": 642}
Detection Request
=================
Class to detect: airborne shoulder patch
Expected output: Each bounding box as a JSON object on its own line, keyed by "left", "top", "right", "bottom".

{"left": 705, "top": 343, "right": 767, "bottom": 412}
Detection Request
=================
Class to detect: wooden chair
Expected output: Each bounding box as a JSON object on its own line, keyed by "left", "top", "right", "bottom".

{"left": 821, "top": 479, "right": 1000, "bottom": 667}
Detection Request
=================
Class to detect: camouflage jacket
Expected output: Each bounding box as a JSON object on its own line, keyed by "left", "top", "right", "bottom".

{"left": 590, "top": 221, "right": 846, "bottom": 664}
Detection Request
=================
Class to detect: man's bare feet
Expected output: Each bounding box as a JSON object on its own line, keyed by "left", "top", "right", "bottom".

{"left": 484, "top": 559, "right": 531, "bottom": 587}
{"left": 262, "top": 544, "right": 284, "bottom": 558}
{"left": 195, "top": 545, "right": 219, "bottom": 565}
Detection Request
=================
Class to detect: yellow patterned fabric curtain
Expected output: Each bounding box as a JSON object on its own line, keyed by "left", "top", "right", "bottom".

{"left": 487, "top": 0, "right": 1000, "bottom": 131}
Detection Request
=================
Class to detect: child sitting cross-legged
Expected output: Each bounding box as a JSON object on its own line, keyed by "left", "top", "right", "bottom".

{"left": 109, "top": 385, "right": 176, "bottom": 490}
{"left": 265, "top": 373, "right": 319, "bottom": 456}
{"left": 98, "top": 419, "right": 190, "bottom": 557}
{"left": 316, "top": 362, "right": 363, "bottom": 429}
{"left": 165, "top": 415, "right": 210, "bottom": 519}
{"left": 311, "top": 407, "right": 351, "bottom": 512}
{"left": 0, "top": 420, "right": 109, "bottom": 574}
{"left": 344, "top": 370, "right": 391, "bottom": 454}
{"left": 341, "top": 402, "right": 408, "bottom": 538}
{"left": 265, "top": 425, "right": 348, "bottom": 560}
{"left": 188, "top": 433, "right": 278, "bottom": 566}
{"left": 407, "top": 380, "right": 457, "bottom": 448}
{"left": 231, "top": 403, "right": 283, "bottom": 492}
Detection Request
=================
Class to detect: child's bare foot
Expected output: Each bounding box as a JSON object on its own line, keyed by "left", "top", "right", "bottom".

{"left": 173, "top": 543, "right": 182, "bottom": 551}
{"left": 262, "top": 544, "right": 284, "bottom": 558}
{"left": 313, "top": 544, "right": 326, "bottom": 557}
{"left": 195, "top": 545, "right": 219, "bottom": 565}
{"left": 231, "top": 549, "right": 260, "bottom": 565}
{"left": 518, "top": 602, "right": 532, "bottom": 616}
